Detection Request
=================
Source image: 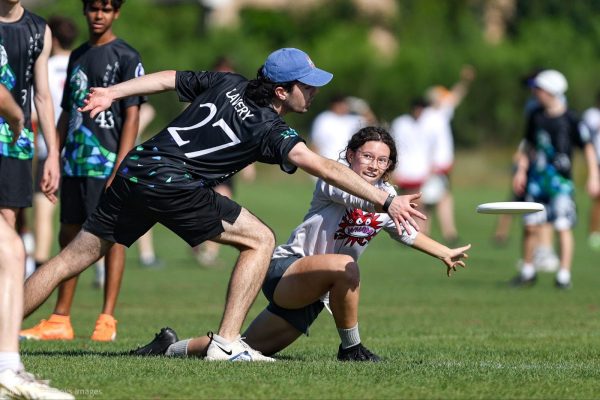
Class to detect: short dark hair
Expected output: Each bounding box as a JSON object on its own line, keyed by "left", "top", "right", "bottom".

{"left": 82, "top": 0, "right": 126, "bottom": 11}
{"left": 48, "top": 16, "right": 78, "bottom": 50}
{"left": 244, "top": 67, "right": 295, "bottom": 107}
{"left": 344, "top": 126, "right": 397, "bottom": 183}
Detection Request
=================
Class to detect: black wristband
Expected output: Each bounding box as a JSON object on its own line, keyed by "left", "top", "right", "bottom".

{"left": 382, "top": 193, "right": 395, "bottom": 212}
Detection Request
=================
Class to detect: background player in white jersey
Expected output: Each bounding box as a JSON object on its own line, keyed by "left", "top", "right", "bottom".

{"left": 22, "top": 47, "right": 426, "bottom": 362}
{"left": 310, "top": 94, "right": 372, "bottom": 161}
{"left": 391, "top": 98, "right": 437, "bottom": 233}
{"left": 421, "top": 65, "right": 475, "bottom": 244}
{"left": 581, "top": 91, "right": 600, "bottom": 251}
{"left": 132, "top": 127, "right": 470, "bottom": 361}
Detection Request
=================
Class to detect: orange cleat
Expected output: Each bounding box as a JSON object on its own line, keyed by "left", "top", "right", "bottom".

{"left": 91, "top": 313, "right": 117, "bottom": 342}
{"left": 20, "top": 314, "right": 74, "bottom": 340}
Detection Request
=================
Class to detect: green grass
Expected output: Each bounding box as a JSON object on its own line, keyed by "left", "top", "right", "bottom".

{"left": 20, "top": 151, "right": 600, "bottom": 399}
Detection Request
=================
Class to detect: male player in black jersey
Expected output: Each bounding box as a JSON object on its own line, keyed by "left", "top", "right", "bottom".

{"left": 21, "top": 0, "right": 144, "bottom": 343}
{"left": 0, "top": 1, "right": 73, "bottom": 397}
{"left": 23, "top": 47, "right": 426, "bottom": 361}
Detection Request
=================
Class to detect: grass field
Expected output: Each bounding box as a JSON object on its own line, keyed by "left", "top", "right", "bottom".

{"left": 20, "top": 150, "right": 600, "bottom": 399}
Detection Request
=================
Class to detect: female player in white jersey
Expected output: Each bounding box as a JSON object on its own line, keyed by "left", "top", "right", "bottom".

{"left": 134, "top": 126, "right": 471, "bottom": 362}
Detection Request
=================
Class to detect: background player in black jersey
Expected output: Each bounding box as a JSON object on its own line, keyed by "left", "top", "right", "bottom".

{"left": 512, "top": 69, "right": 600, "bottom": 289}
{"left": 21, "top": 0, "right": 144, "bottom": 343}
{"left": 22, "top": 47, "right": 426, "bottom": 361}
{"left": 0, "top": 2, "right": 73, "bottom": 397}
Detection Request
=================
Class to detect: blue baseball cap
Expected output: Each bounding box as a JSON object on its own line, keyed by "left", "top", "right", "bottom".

{"left": 263, "top": 48, "right": 333, "bottom": 87}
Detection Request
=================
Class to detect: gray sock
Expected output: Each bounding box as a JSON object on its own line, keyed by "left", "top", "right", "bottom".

{"left": 165, "top": 339, "right": 191, "bottom": 357}
{"left": 338, "top": 323, "right": 361, "bottom": 350}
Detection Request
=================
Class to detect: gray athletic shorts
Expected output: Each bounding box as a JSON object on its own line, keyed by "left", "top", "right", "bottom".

{"left": 262, "top": 254, "right": 324, "bottom": 335}
{"left": 523, "top": 193, "right": 576, "bottom": 230}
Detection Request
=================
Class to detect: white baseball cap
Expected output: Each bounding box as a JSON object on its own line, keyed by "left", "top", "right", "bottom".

{"left": 533, "top": 69, "right": 568, "bottom": 96}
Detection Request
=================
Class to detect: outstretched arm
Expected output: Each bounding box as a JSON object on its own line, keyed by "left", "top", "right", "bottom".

{"left": 410, "top": 233, "right": 471, "bottom": 277}
{"left": 287, "top": 142, "right": 426, "bottom": 234}
{"left": 78, "top": 70, "right": 177, "bottom": 118}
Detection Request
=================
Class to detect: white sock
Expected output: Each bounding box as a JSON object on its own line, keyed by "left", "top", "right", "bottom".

{"left": 165, "top": 339, "right": 190, "bottom": 357}
{"left": 556, "top": 268, "right": 571, "bottom": 284}
{"left": 521, "top": 263, "right": 536, "bottom": 279}
{"left": 0, "top": 352, "right": 22, "bottom": 372}
{"left": 338, "top": 323, "right": 361, "bottom": 350}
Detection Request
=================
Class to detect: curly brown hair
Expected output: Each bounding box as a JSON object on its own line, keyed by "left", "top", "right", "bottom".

{"left": 343, "top": 126, "right": 397, "bottom": 183}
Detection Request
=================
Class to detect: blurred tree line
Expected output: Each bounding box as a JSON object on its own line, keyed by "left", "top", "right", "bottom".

{"left": 31, "top": 0, "right": 600, "bottom": 147}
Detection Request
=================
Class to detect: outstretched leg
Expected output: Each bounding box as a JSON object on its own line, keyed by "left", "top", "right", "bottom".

{"left": 23, "top": 230, "right": 113, "bottom": 318}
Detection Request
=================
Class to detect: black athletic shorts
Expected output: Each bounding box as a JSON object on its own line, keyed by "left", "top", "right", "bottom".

{"left": 262, "top": 254, "right": 324, "bottom": 335}
{"left": 82, "top": 175, "right": 242, "bottom": 248}
{"left": 0, "top": 157, "right": 33, "bottom": 208}
{"left": 60, "top": 177, "right": 107, "bottom": 225}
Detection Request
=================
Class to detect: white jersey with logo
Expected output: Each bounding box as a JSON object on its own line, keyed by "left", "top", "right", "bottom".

{"left": 310, "top": 111, "right": 365, "bottom": 161}
{"left": 583, "top": 106, "right": 600, "bottom": 162}
{"left": 272, "top": 175, "right": 418, "bottom": 261}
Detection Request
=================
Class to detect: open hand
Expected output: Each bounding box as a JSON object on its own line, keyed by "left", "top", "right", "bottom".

{"left": 77, "top": 87, "right": 113, "bottom": 118}
{"left": 443, "top": 244, "right": 471, "bottom": 277}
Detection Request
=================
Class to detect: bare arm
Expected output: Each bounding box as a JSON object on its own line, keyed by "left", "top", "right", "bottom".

{"left": 0, "top": 85, "right": 24, "bottom": 140}
{"left": 78, "top": 70, "right": 177, "bottom": 118}
{"left": 410, "top": 233, "right": 471, "bottom": 277}
{"left": 33, "top": 26, "right": 60, "bottom": 203}
{"left": 448, "top": 65, "right": 476, "bottom": 107}
{"left": 287, "top": 142, "right": 426, "bottom": 234}
{"left": 512, "top": 145, "right": 530, "bottom": 196}
{"left": 584, "top": 142, "right": 600, "bottom": 197}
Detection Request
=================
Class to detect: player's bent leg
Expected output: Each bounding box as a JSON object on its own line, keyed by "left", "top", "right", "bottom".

{"left": 242, "top": 309, "right": 303, "bottom": 356}
{"left": 23, "top": 230, "right": 113, "bottom": 318}
{"left": 211, "top": 208, "right": 275, "bottom": 340}
{"left": 273, "top": 254, "right": 360, "bottom": 329}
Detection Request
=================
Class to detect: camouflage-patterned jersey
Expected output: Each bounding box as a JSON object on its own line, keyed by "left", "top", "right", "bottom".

{"left": 0, "top": 9, "right": 45, "bottom": 160}
{"left": 524, "top": 106, "right": 592, "bottom": 201}
{"left": 117, "top": 71, "right": 305, "bottom": 190}
{"left": 61, "top": 38, "right": 145, "bottom": 178}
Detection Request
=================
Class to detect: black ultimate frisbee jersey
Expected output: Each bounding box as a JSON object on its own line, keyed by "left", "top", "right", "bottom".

{"left": 118, "top": 71, "right": 305, "bottom": 189}
{"left": 0, "top": 9, "right": 45, "bottom": 159}
{"left": 61, "top": 38, "right": 145, "bottom": 178}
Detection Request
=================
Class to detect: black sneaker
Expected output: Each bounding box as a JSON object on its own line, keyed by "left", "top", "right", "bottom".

{"left": 130, "top": 327, "right": 178, "bottom": 356}
{"left": 337, "top": 343, "right": 381, "bottom": 362}
{"left": 509, "top": 273, "right": 537, "bottom": 287}
{"left": 555, "top": 279, "right": 572, "bottom": 290}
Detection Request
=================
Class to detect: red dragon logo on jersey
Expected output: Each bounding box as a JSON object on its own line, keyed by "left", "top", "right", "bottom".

{"left": 334, "top": 209, "right": 382, "bottom": 246}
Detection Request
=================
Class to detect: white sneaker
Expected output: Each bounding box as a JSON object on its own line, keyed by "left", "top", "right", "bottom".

{"left": 205, "top": 332, "right": 275, "bottom": 362}
{"left": 0, "top": 368, "right": 74, "bottom": 399}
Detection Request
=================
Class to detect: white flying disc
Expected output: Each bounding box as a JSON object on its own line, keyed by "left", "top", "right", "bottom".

{"left": 476, "top": 202, "right": 544, "bottom": 214}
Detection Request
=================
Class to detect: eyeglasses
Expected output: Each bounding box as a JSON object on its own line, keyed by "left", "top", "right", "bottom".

{"left": 355, "top": 150, "right": 390, "bottom": 169}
